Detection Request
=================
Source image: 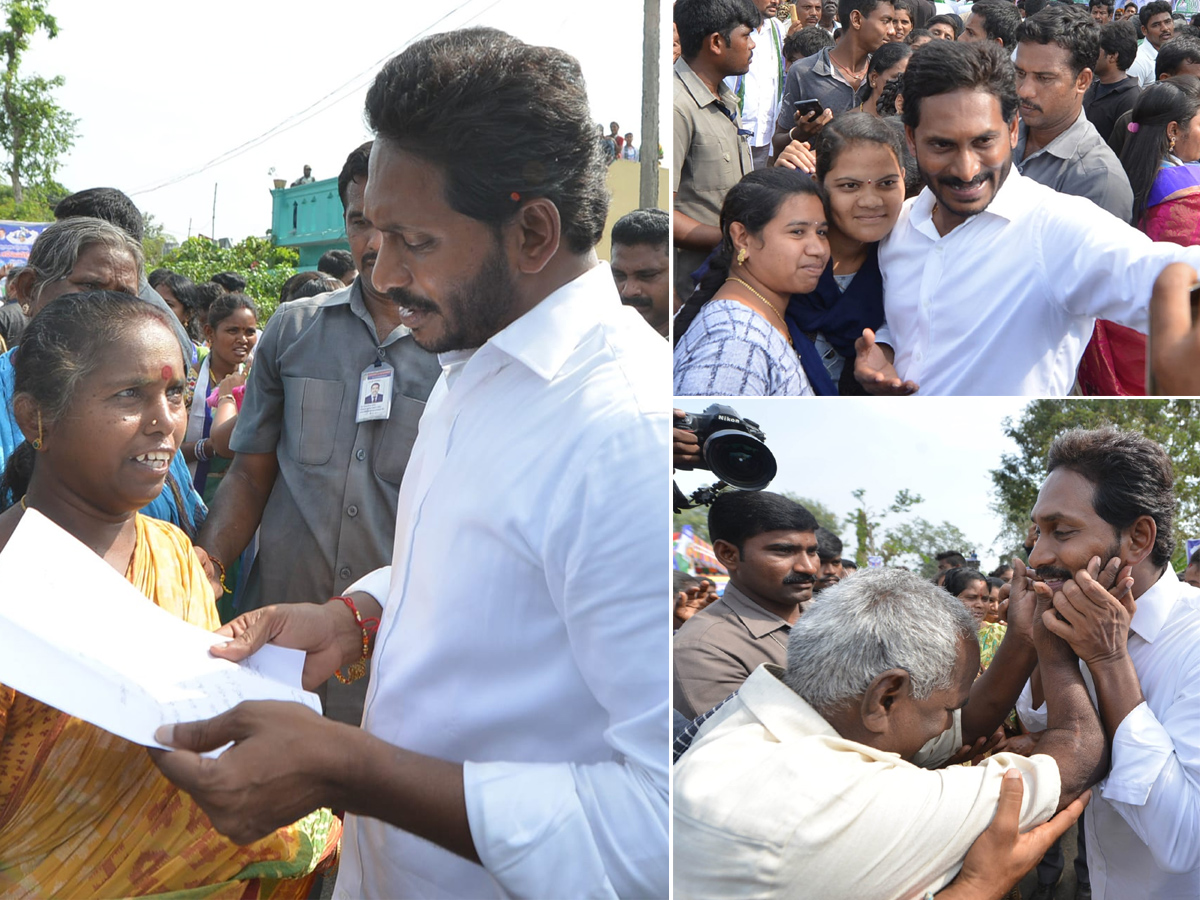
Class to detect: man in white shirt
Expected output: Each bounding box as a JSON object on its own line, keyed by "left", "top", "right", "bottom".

{"left": 856, "top": 40, "right": 1200, "bottom": 396}
{"left": 151, "top": 27, "right": 668, "bottom": 900}
{"left": 674, "top": 567, "right": 1104, "bottom": 899}
{"left": 727, "top": 0, "right": 788, "bottom": 168}
{"left": 1127, "top": 0, "right": 1173, "bottom": 86}
{"left": 1031, "top": 427, "right": 1200, "bottom": 900}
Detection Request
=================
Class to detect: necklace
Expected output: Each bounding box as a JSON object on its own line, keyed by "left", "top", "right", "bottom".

{"left": 829, "top": 53, "right": 868, "bottom": 86}
{"left": 727, "top": 277, "right": 793, "bottom": 346}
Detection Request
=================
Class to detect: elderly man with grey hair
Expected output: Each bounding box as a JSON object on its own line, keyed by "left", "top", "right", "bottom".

{"left": 0, "top": 216, "right": 204, "bottom": 534}
{"left": 674, "top": 567, "right": 1107, "bottom": 900}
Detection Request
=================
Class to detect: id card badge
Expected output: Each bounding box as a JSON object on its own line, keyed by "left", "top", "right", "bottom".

{"left": 356, "top": 363, "right": 394, "bottom": 422}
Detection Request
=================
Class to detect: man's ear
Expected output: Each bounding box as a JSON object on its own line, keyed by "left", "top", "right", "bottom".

{"left": 507, "top": 197, "right": 561, "bottom": 275}
{"left": 859, "top": 668, "right": 910, "bottom": 736}
{"left": 1123, "top": 514, "right": 1157, "bottom": 567}
{"left": 713, "top": 538, "right": 742, "bottom": 574}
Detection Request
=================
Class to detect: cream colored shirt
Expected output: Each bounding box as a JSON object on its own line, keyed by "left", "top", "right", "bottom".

{"left": 673, "top": 665, "right": 1062, "bottom": 900}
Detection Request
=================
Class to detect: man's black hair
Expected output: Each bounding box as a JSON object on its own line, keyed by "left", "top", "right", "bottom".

{"left": 838, "top": 0, "right": 895, "bottom": 29}
{"left": 611, "top": 208, "right": 669, "bottom": 248}
{"left": 1017, "top": 4, "right": 1101, "bottom": 77}
{"left": 815, "top": 527, "right": 844, "bottom": 561}
{"left": 317, "top": 248, "right": 356, "bottom": 278}
{"left": 364, "top": 27, "right": 609, "bottom": 255}
{"left": 708, "top": 490, "right": 820, "bottom": 555}
{"left": 1024, "top": 0, "right": 1053, "bottom": 19}
{"left": 1089, "top": 0, "right": 1114, "bottom": 13}
{"left": 1156, "top": 35, "right": 1200, "bottom": 78}
{"left": 54, "top": 188, "right": 144, "bottom": 242}
{"left": 210, "top": 271, "right": 246, "bottom": 293}
{"left": 841, "top": 558, "right": 858, "bottom": 570}
{"left": 936, "top": 550, "right": 967, "bottom": 567}
{"left": 1101, "top": 19, "right": 1140, "bottom": 71}
{"left": 784, "top": 25, "right": 836, "bottom": 61}
{"left": 902, "top": 39, "right": 1019, "bottom": 130}
{"left": 675, "top": 0, "right": 763, "bottom": 60}
{"left": 1140, "top": 0, "right": 1172, "bottom": 30}
{"left": 971, "top": 0, "right": 1022, "bottom": 48}
{"left": 337, "top": 140, "right": 372, "bottom": 210}
{"left": 1189, "top": 546, "right": 1200, "bottom": 566}
{"left": 1046, "top": 427, "right": 1176, "bottom": 568}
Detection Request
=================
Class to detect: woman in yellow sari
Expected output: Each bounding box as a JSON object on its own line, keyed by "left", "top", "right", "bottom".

{"left": 0, "top": 290, "right": 338, "bottom": 897}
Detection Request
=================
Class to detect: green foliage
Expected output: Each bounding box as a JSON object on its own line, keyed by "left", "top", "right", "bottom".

{"left": 162, "top": 235, "right": 298, "bottom": 322}
{"left": 780, "top": 492, "right": 841, "bottom": 534}
{"left": 990, "top": 399, "right": 1200, "bottom": 571}
{"left": 140, "top": 212, "right": 176, "bottom": 270}
{"left": 673, "top": 505, "right": 709, "bottom": 544}
{"left": 881, "top": 518, "right": 972, "bottom": 579}
{"left": 0, "top": 2, "right": 77, "bottom": 202}
{"left": 0, "top": 176, "right": 65, "bottom": 220}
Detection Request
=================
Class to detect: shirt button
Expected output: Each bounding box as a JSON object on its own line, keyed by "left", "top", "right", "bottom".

{"left": 355, "top": 448, "right": 366, "bottom": 461}
{"left": 347, "top": 505, "right": 358, "bottom": 517}
{"left": 339, "top": 566, "right": 351, "bottom": 580}
{"left": 915, "top": 351, "right": 924, "bottom": 361}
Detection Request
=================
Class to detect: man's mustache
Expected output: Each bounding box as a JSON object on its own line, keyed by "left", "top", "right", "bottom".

{"left": 783, "top": 573, "right": 816, "bottom": 585}
{"left": 1033, "top": 566, "right": 1073, "bottom": 584}
{"left": 938, "top": 173, "right": 993, "bottom": 191}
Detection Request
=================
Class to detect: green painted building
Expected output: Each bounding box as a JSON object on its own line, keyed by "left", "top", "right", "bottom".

{"left": 270, "top": 177, "right": 348, "bottom": 270}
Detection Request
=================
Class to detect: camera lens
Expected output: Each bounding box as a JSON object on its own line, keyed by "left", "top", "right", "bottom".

{"left": 703, "top": 429, "right": 777, "bottom": 490}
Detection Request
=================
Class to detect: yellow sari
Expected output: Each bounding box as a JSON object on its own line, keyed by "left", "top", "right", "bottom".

{"left": 0, "top": 515, "right": 339, "bottom": 898}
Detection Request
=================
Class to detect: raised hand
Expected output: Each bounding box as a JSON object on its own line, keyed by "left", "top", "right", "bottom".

{"left": 854, "top": 328, "right": 919, "bottom": 395}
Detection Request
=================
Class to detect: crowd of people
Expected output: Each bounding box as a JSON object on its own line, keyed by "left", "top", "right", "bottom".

{"left": 672, "top": 426, "right": 1200, "bottom": 899}
{"left": 0, "top": 26, "right": 670, "bottom": 899}
{"left": 673, "top": 0, "right": 1200, "bottom": 396}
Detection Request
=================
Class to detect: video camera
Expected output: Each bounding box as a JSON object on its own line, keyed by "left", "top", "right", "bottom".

{"left": 673, "top": 403, "right": 777, "bottom": 510}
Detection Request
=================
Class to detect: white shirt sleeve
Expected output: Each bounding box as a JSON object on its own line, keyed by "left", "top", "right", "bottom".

{"left": 1016, "top": 678, "right": 1048, "bottom": 733}
{"left": 1042, "top": 198, "right": 1200, "bottom": 333}
{"left": 461, "top": 413, "right": 669, "bottom": 899}
{"left": 344, "top": 566, "right": 391, "bottom": 607}
{"left": 1102, "top": 697, "right": 1200, "bottom": 873}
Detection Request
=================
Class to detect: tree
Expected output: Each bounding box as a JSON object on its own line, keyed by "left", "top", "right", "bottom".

{"left": 881, "top": 517, "right": 972, "bottom": 579}
{"left": 0, "top": 2, "right": 77, "bottom": 204}
{"left": 162, "top": 236, "right": 298, "bottom": 322}
{"left": 140, "top": 213, "right": 177, "bottom": 270}
{"left": 781, "top": 492, "right": 841, "bottom": 535}
{"left": 0, "top": 175, "right": 65, "bottom": 220}
{"left": 990, "top": 399, "right": 1200, "bottom": 570}
{"left": 844, "top": 487, "right": 922, "bottom": 566}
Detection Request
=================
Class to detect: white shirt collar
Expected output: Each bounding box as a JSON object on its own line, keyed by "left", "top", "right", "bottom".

{"left": 1129, "top": 566, "right": 1185, "bottom": 643}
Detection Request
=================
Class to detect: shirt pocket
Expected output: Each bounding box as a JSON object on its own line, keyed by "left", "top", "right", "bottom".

{"left": 282, "top": 376, "right": 344, "bottom": 465}
{"left": 690, "top": 131, "right": 736, "bottom": 192}
{"left": 373, "top": 393, "right": 424, "bottom": 484}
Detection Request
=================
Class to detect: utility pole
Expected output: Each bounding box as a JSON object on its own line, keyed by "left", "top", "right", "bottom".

{"left": 211, "top": 183, "right": 218, "bottom": 242}
{"left": 639, "top": 0, "right": 661, "bottom": 208}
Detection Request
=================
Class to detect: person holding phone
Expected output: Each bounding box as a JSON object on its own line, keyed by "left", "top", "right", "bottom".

{"left": 772, "top": 0, "right": 897, "bottom": 156}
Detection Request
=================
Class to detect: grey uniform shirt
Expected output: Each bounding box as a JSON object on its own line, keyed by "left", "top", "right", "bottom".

{"left": 1015, "top": 109, "right": 1134, "bottom": 223}
{"left": 230, "top": 278, "right": 441, "bottom": 609}
{"left": 672, "top": 581, "right": 791, "bottom": 720}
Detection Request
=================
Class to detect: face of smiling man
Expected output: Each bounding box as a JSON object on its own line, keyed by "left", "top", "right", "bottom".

{"left": 1028, "top": 467, "right": 1125, "bottom": 594}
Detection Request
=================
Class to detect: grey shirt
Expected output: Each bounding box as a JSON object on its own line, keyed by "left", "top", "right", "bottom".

{"left": 1015, "top": 109, "right": 1134, "bottom": 223}
{"left": 230, "top": 278, "right": 442, "bottom": 609}
{"left": 776, "top": 47, "right": 871, "bottom": 135}
{"left": 672, "top": 581, "right": 792, "bottom": 720}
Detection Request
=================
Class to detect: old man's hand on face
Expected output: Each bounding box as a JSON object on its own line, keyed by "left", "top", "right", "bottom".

{"left": 1043, "top": 556, "right": 1136, "bottom": 667}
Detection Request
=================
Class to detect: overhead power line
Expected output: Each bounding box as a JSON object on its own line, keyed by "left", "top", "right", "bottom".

{"left": 128, "top": 0, "right": 495, "bottom": 197}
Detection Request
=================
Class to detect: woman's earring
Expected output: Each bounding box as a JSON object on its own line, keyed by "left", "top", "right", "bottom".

{"left": 737, "top": 248, "right": 749, "bottom": 265}
{"left": 31, "top": 411, "right": 42, "bottom": 451}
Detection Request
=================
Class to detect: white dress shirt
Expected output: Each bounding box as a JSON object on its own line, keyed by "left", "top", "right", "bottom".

{"left": 879, "top": 170, "right": 1200, "bottom": 395}
{"left": 332, "top": 263, "right": 669, "bottom": 899}
{"left": 1128, "top": 39, "right": 1159, "bottom": 88}
{"left": 724, "top": 18, "right": 786, "bottom": 148}
{"left": 1083, "top": 569, "right": 1200, "bottom": 899}
{"left": 674, "top": 665, "right": 1062, "bottom": 900}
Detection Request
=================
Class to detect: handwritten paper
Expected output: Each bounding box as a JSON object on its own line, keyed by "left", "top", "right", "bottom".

{"left": 0, "top": 509, "right": 321, "bottom": 756}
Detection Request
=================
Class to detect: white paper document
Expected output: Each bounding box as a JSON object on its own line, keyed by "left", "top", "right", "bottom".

{"left": 0, "top": 509, "right": 321, "bottom": 756}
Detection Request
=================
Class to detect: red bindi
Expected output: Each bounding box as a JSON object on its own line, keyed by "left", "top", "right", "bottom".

{"left": 161, "top": 365, "right": 173, "bottom": 381}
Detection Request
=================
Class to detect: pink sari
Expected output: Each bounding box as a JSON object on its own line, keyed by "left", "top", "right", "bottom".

{"left": 1077, "top": 163, "right": 1200, "bottom": 395}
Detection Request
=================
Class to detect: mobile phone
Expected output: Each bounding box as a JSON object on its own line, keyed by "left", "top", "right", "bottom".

{"left": 794, "top": 99, "right": 824, "bottom": 119}
{"left": 1145, "top": 279, "right": 1200, "bottom": 395}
